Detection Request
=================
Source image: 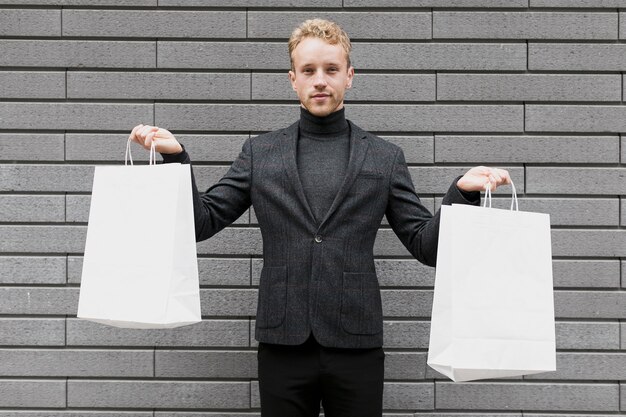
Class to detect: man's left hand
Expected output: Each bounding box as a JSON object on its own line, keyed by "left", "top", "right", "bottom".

{"left": 456, "top": 166, "right": 511, "bottom": 192}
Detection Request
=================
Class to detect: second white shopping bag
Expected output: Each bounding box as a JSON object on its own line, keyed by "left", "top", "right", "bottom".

{"left": 77, "top": 140, "right": 201, "bottom": 329}
{"left": 427, "top": 182, "right": 556, "bottom": 382}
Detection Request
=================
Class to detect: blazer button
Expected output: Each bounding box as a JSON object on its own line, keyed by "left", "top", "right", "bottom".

{"left": 314, "top": 235, "right": 322, "bottom": 243}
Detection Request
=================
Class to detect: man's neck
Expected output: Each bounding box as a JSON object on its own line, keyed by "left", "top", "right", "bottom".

{"left": 299, "top": 106, "right": 349, "bottom": 136}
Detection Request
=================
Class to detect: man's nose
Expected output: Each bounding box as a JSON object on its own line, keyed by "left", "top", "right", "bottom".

{"left": 313, "top": 71, "right": 327, "bottom": 87}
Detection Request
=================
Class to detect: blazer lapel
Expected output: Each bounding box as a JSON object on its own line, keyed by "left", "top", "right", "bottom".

{"left": 317, "top": 120, "right": 369, "bottom": 229}
{"left": 280, "top": 121, "right": 317, "bottom": 224}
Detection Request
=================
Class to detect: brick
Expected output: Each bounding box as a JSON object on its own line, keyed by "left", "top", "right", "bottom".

{"left": 156, "top": 350, "right": 255, "bottom": 378}
{"left": 68, "top": 380, "right": 249, "bottom": 408}
{"left": 552, "top": 260, "right": 621, "bottom": 288}
{"left": 435, "top": 135, "right": 619, "bottom": 163}
{"left": 67, "top": 318, "right": 249, "bottom": 347}
{"left": 385, "top": 352, "right": 426, "bottom": 379}
{"left": 201, "top": 289, "right": 257, "bottom": 316}
{"left": 66, "top": 134, "right": 248, "bottom": 162}
{"left": 623, "top": 260, "right": 626, "bottom": 288}
{"left": 0, "top": 349, "right": 153, "bottom": 377}
{"left": 622, "top": 323, "right": 625, "bottom": 348}
{"left": 449, "top": 197, "right": 619, "bottom": 228}
{"left": 440, "top": 74, "right": 620, "bottom": 102}
{"left": 383, "top": 321, "right": 430, "bottom": 349}
{"left": 525, "top": 353, "right": 626, "bottom": 380}
{"left": 0, "top": 165, "right": 93, "bottom": 192}
{"left": 526, "top": 105, "right": 626, "bottom": 133}
{"left": 532, "top": 0, "right": 626, "bottom": 6}
{"left": 0, "top": 256, "right": 66, "bottom": 284}
{"left": 353, "top": 42, "right": 526, "bottom": 71}
{"left": 375, "top": 259, "right": 435, "bottom": 287}
{"left": 65, "top": 195, "right": 90, "bottom": 223}
{"left": 156, "top": 103, "right": 298, "bottom": 132}
{"left": 379, "top": 136, "right": 434, "bottom": 164}
{"left": 0, "top": 103, "right": 152, "bottom": 131}
{"left": 158, "top": 41, "right": 286, "bottom": 70}
{"left": 0, "top": 0, "right": 155, "bottom": 4}
{"left": 345, "top": 0, "right": 526, "bottom": 6}
{"left": 410, "top": 415, "right": 519, "bottom": 417}
{"left": 0, "top": 287, "right": 79, "bottom": 315}
{"left": 0, "top": 9, "right": 60, "bottom": 36}
{"left": 0, "top": 40, "right": 155, "bottom": 68}
{"left": 553, "top": 230, "right": 626, "bottom": 257}
{"left": 527, "top": 415, "right": 624, "bottom": 417}
{"left": 555, "top": 321, "right": 620, "bottom": 350}
{"left": 199, "top": 258, "right": 251, "bottom": 286}
{"left": 160, "top": 0, "right": 338, "bottom": 5}
{"left": 0, "top": 71, "right": 65, "bottom": 99}
{"left": 622, "top": 197, "right": 626, "bottom": 226}
{"left": 529, "top": 43, "right": 626, "bottom": 71}
{"left": 555, "top": 291, "right": 626, "bottom": 319}
{"left": 0, "top": 380, "right": 65, "bottom": 407}
{"left": 0, "top": 318, "right": 65, "bottom": 346}
{"left": 67, "top": 71, "right": 250, "bottom": 100}
{"left": 156, "top": 413, "right": 258, "bottom": 417}
{"left": 253, "top": 73, "right": 436, "bottom": 102}
{"left": 0, "top": 226, "right": 86, "bottom": 253}
{"left": 383, "top": 382, "right": 434, "bottom": 410}
{"left": 156, "top": 414, "right": 260, "bottom": 417}
{"left": 196, "top": 228, "right": 261, "bottom": 256}
{"left": 0, "top": 195, "right": 64, "bottom": 222}
{"left": 0, "top": 413, "right": 151, "bottom": 417}
{"left": 346, "top": 105, "right": 523, "bottom": 132}
{"left": 248, "top": 11, "right": 431, "bottom": 39}
{"left": 434, "top": 12, "right": 617, "bottom": 40}
{"left": 436, "top": 382, "right": 619, "bottom": 411}
{"left": 0, "top": 134, "right": 64, "bottom": 161}
{"left": 622, "top": 135, "right": 626, "bottom": 163}
{"left": 527, "top": 168, "right": 626, "bottom": 195}
{"left": 63, "top": 10, "right": 245, "bottom": 38}
{"left": 382, "top": 290, "right": 432, "bottom": 318}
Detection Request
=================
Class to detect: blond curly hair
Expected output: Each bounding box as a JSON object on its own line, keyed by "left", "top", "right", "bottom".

{"left": 288, "top": 19, "right": 352, "bottom": 71}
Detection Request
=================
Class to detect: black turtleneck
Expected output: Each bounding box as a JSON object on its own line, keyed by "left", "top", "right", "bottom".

{"left": 297, "top": 106, "right": 351, "bottom": 224}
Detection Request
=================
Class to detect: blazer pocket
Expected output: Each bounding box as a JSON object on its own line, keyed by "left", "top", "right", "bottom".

{"left": 256, "top": 265, "right": 287, "bottom": 329}
{"left": 340, "top": 272, "right": 383, "bottom": 335}
{"left": 349, "top": 173, "right": 384, "bottom": 197}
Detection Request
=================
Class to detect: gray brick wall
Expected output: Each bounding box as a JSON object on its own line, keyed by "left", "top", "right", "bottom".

{"left": 0, "top": 2, "right": 623, "bottom": 415}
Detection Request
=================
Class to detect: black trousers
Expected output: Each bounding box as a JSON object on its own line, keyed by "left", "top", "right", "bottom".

{"left": 257, "top": 333, "right": 385, "bottom": 417}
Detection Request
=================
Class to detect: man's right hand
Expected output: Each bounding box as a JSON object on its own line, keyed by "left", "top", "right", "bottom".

{"left": 129, "top": 124, "right": 183, "bottom": 155}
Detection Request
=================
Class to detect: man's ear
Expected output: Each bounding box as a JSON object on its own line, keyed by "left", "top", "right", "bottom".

{"left": 288, "top": 70, "right": 297, "bottom": 91}
{"left": 346, "top": 66, "right": 355, "bottom": 89}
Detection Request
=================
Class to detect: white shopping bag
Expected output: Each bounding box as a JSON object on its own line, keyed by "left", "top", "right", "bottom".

{"left": 427, "top": 182, "right": 556, "bottom": 382}
{"left": 77, "top": 140, "right": 201, "bottom": 329}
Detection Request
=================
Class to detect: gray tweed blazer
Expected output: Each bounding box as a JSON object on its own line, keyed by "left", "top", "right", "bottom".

{"left": 165, "top": 119, "right": 479, "bottom": 349}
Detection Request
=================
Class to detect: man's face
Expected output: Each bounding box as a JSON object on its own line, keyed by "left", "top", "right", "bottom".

{"left": 288, "top": 37, "right": 354, "bottom": 117}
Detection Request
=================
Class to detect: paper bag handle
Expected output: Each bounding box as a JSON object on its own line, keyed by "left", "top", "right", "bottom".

{"left": 483, "top": 180, "right": 518, "bottom": 211}
{"left": 125, "top": 137, "right": 157, "bottom": 166}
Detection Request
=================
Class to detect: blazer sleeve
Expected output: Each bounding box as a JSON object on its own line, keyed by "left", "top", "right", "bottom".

{"left": 385, "top": 146, "right": 480, "bottom": 267}
{"left": 161, "top": 138, "right": 252, "bottom": 242}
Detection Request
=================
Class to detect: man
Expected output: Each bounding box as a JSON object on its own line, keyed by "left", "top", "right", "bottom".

{"left": 129, "top": 19, "right": 510, "bottom": 417}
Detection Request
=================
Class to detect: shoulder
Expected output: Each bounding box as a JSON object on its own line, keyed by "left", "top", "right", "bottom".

{"left": 248, "top": 120, "right": 298, "bottom": 147}
{"left": 348, "top": 120, "right": 402, "bottom": 158}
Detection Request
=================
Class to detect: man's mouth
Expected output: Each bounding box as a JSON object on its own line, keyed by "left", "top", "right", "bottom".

{"left": 312, "top": 93, "right": 330, "bottom": 100}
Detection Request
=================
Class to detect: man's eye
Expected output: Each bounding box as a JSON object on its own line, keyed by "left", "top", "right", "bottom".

{"left": 328, "top": 68, "right": 338, "bottom": 72}
{"left": 303, "top": 68, "right": 313, "bottom": 73}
